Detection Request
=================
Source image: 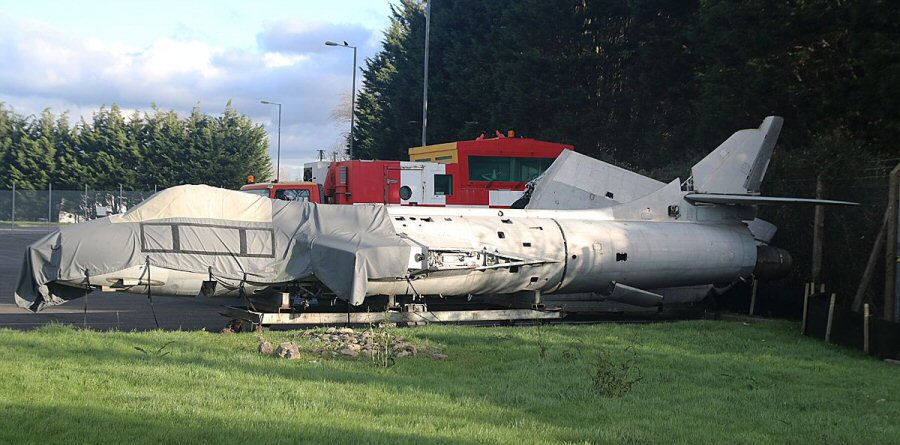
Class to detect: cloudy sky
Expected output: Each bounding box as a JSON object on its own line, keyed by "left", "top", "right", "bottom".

{"left": 0, "top": 0, "right": 395, "bottom": 180}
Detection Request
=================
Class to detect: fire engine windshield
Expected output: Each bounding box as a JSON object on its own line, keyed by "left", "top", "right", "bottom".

{"left": 275, "top": 188, "right": 311, "bottom": 202}
{"left": 469, "top": 156, "right": 554, "bottom": 182}
{"left": 241, "top": 188, "right": 270, "bottom": 197}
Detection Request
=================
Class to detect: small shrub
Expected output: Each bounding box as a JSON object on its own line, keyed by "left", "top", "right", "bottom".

{"left": 588, "top": 347, "right": 642, "bottom": 398}
{"left": 370, "top": 330, "right": 397, "bottom": 368}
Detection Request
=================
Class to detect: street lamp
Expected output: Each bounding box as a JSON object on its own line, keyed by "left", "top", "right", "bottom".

{"left": 260, "top": 100, "right": 282, "bottom": 182}
{"left": 422, "top": 0, "right": 431, "bottom": 147}
{"left": 325, "top": 40, "right": 357, "bottom": 159}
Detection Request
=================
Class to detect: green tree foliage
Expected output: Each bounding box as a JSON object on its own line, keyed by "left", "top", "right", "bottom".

{"left": 353, "top": 0, "right": 424, "bottom": 160}
{"left": 355, "top": 0, "right": 897, "bottom": 169}
{"left": 354, "top": 0, "right": 899, "bottom": 300}
{"left": 0, "top": 102, "right": 272, "bottom": 190}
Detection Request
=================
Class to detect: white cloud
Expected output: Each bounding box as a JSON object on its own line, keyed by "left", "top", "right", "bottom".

{"left": 257, "top": 19, "right": 376, "bottom": 54}
{"left": 262, "top": 52, "right": 310, "bottom": 68}
{"left": 136, "top": 38, "right": 224, "bottom": 81}
{"left": 0, "top": 13, "right": 381, "bottom": 176}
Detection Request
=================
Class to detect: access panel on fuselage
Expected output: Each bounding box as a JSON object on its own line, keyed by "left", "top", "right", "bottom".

{"left": 382, "top": 212, "right": 568, "bottom": 296}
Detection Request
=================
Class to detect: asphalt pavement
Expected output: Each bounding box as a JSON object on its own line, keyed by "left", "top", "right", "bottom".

{"left": 0, "top": 228, "right": 242, "bottom": 330}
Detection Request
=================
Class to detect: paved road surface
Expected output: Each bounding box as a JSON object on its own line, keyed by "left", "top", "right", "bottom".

{"left": 0, "top": 228, "right": 241, "bottom": 330}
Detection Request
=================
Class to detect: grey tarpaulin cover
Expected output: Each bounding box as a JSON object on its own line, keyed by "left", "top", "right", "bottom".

{"left": 15, "top": 185, "right": 411, "bottom": 312}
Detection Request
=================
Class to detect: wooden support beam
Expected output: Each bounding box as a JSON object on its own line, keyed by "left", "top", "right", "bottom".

{"left": 825, "top": 293, "right": 837, "bottom": 343}
{"left": 801, "top": 282, "right": 810, "bottom": 335}
{"left": 853, "top": 208, "right": 889, "bottom": 312}
{"left": 864, "top": 303, "right": 870, "bottom": 354}
{"left": 811, "top": 174, "right": 826, "bottom": 283}
{"left": 885, "top": 163, "right": 899, "bottom": 322}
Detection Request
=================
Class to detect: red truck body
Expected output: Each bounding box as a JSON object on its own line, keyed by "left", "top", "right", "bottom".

{"left": 241, "top": 136, "right": 572, "bottom": 207}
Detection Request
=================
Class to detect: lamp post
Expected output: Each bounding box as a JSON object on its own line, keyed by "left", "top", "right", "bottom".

{"left": 325, "top": 40, "right": 357, "bottom": 159}
{"left": 422, "top": 0, "right": 431, "bottom": 147}
{"left": 260, "top": 100, "right": 282, "bottom": 182}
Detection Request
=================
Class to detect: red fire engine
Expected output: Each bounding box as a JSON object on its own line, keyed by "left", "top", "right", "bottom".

{"left": 240, "top": 132, "right": 572, "bottom": 208}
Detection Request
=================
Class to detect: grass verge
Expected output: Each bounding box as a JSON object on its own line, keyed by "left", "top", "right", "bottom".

{"left": 0, "top": 320, "right": 897, "bottom": 444}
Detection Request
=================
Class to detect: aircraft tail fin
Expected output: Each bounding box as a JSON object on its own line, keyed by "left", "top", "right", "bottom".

{"left": 690, "top": 116, "right": 783, "bottom": 194}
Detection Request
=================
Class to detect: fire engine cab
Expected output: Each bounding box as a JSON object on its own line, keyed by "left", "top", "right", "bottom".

{"left": 239, "top": 181, "right": 322, "bottom": 203}
{"left": 240, "top": 132, "right": 572, "bottom": 208}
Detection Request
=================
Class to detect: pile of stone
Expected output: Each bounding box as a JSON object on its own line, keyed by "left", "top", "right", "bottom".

{"left": 257, "top": 337, "right": 302, "bottom": 360}
{"left": 304, "top": 327, "right": 419, "bottom": 358}
{"left": 257, "top": 327, "right": 448, "bottom": 360}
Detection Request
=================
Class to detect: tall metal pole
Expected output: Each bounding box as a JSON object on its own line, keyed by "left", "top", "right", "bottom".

{"left": 260, "top": 100, "right": 283, "bottom": 182}
{"left": 325, "top": 41, "right": 357, "bottom": 159}
{"left": 422, "top": 0, "right": 431, "bottom": 147}
{"left": 48, "top": 183, "right": 52, "bottom": 226}
{"left": 276, "top": 103, "right": 282, "bottom": 181}
{"left": 350, "top": 45, "right": 357, "bottom": 160}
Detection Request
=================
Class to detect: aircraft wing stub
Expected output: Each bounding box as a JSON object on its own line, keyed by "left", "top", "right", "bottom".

{"left": 684, "top": 194, "right": 859, "bottom": 206}
{"left": 602, "top": 282, "right": 664, "bottom": 307}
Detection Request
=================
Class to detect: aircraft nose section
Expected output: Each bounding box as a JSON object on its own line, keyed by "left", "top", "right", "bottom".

{"left": 15, "top": 217, "right": 143, "bottom": 312}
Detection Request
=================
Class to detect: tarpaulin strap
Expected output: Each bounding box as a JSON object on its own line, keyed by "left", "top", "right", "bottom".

{"left": 83, "top": 269, "right": 90, "bottom": 328}
{"left": 238, "top": 273, "right": 257, "bottom": 313}
{"left": 145, "top": 256, "right": 160, "bottom": 329}
{"left": 405, "top": 277, "right": 421, "bottom": 298}
{"left": 207, "top": 268, "right": 256, "bottom": 312}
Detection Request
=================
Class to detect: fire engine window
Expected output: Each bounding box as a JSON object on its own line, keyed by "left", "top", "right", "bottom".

{"left": 274, "top": 189, "right": 311, "bottom": 202}
{"left": 469, "top": 156, "right": 555, "bottom": 182}
{"left": 434, "top": 174, "right": 453, "bottom": 196}
{"left": 303, "top": 168, "right": 312, "bottom": 182}
{"left": 517, "top": 157, "right": 553, "bottom": 182}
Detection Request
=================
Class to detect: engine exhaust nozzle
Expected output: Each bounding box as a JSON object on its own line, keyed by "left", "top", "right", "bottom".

{"left": 754, "top": 246, "right": 792, "bottom": 281}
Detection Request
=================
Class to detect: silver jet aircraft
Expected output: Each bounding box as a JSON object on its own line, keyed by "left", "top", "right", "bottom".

{"left": 15, "top": 117, "right": 854, "bottom": 316}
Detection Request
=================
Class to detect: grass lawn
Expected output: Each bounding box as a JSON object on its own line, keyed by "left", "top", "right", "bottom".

{"left": 0, "top": 320, "right": 897, "bottom": 444}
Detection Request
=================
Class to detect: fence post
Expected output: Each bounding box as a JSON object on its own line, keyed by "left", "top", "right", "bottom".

{"left": 863, "top": 303, "right": 870, "bottom": 354}
{"left": 825, "top": 293, "right": 837, "bottom": 343}
{"left": 119, "top": 184, "right": 123, "bottom": 214}
{"left": 801, "top": 282, "right": 810, "bottom": 335}
{"left": 84, "top": 184, "right": 88, "bottom": 222}
{"left": 749, "top": 278, "right": 758, "bottom": 316}
{"left": 48, "top": 183, "right": 52, "bottom": 227}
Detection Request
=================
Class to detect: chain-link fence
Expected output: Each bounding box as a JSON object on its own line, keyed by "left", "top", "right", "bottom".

{"left": 1, "top": 185, "right": 158, "bottom": 230}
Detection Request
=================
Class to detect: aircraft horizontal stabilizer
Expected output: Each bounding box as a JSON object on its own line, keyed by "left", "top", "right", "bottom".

{"left": 684, "top": 194, "right": 859, "bottom": 206}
